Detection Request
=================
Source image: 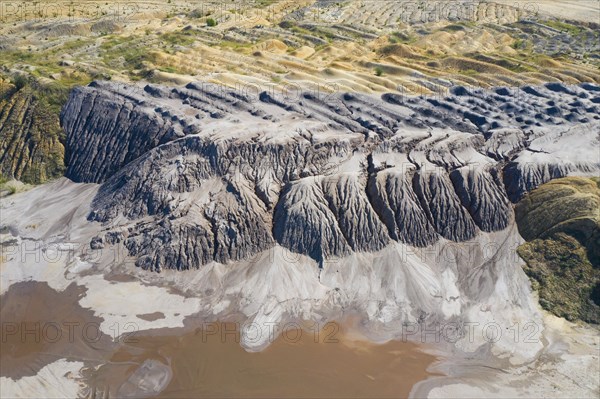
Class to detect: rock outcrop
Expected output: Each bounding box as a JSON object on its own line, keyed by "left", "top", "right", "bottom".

{"left": 60, "top": 81, "right": 600, "bottom": 271}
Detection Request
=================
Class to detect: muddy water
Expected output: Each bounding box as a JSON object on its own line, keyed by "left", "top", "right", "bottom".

{"left": 0, "top": 281, "right": 114, "bottom": 379}
{"left": 2, "top": 281, "right": 438, "bottom": 398}
{"left": 89, "top": 322, "right": 438, "bottom": 398}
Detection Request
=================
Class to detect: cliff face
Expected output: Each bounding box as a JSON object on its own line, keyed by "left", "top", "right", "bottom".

{"left": 60, "top": 81, "right": 600, "bottom": 272}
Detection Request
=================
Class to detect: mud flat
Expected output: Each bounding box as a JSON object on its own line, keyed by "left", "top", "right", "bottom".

{"left": 0, "top": 281, "right": 114, "bottom": 380}
{"left": 411, "top": 311, "right": 600, "bottom": 399}
{"left": 85, "top": 321, "right": 438, "bottom": 398}
{"left": 0, "top": 281, "right": 111, "bottom": 397}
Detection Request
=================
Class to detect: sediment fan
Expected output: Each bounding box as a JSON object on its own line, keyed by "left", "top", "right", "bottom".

{"left": 60, "top": 81, "right": 600, "bottom": 272}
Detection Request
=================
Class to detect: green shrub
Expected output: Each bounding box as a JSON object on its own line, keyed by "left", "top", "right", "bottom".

{"left": 511, "top": 38, "right": 527, "bottom": 50}
{"left": 13, "top": 74, "right": 28, "bottom": 90}
{"left": 206, "top": 18, "right": 217, "bottom": 27}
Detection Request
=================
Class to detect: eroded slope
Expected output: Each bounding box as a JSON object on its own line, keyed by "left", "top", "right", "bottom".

{"left": 60, "top": 81, "right": 600, "bottom": 272}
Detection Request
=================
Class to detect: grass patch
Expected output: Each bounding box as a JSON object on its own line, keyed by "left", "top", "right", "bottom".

{"left": 254, "top": 0, "right": 276, "bottom": 8}
{"left": 35, "top": 82, "right": 81, "bottom": 115}
{"left": 460, "top": 69, "right": 478, "bottom": 76}
{"left": 290, "top": 26, "right": 312, "bottom": 36}
{"left": 389, "top": 31, "right": 416, "bottom": 44}
{"left": 511, "top": 38, "right": 528, "bottom": 50}
{"left": 0, "top": 185, "right": 17, "bottom": 196}
{"left": 290, "top": 25, "right": 334, "bottom": 43}
{"left": 100, "top": 35, "right": 152, "bottom": 70}
{"left": 160, "top": 31, "right": 196, "bottom": 47}
{"left": 518, "top": 234, "right": 599, "bottom": 323}
{"left": 0, "top": 49, "right": 35, "bottom": 64}
{"left": 58, "top": 38, "right": 95, "bottom": 53}
{"left": 543, "top": 20, "right": 584, "bottom": 36}
{"left": 218, "top": 40, "right": 252, "bottom": 51}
